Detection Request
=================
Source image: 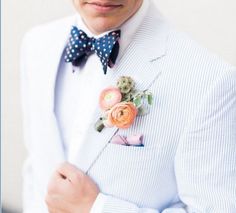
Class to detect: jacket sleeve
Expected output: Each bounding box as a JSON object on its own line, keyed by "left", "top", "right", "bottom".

{"left": 91, "top": 69, "right": 236, "bottom": 213}
{"left": 91, "top": 192, "right": 187, "bottom": 213}
{"left": 21, "top": 32, "right": 35, "bottom": 213}
{"left": 174, "top": 68, "right": 236, "bottom": 212}
{"left": 20, "top": 32, "right": 49, "bottom": 213}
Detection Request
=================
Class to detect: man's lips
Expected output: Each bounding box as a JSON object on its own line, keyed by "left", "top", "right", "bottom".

{"left": 86, "top": 2, "right": 122, "bottom": 12}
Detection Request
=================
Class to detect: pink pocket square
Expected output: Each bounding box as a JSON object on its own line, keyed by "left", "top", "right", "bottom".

{"left": 110, "top": 134, "right": 144, "bottom": 146}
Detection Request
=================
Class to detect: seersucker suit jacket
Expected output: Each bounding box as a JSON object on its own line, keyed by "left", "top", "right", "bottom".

{"left": 20, "top": 2, "right": 236, "bottom": 213}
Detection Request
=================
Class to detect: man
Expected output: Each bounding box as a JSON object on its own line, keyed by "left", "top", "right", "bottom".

{"left": 20, "top": 0, "right": 236, "bottom": 212}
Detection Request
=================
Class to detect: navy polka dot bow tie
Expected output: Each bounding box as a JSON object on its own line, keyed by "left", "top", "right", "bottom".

{"left": 64, "top": 26, "right": 121, "bottom": 74}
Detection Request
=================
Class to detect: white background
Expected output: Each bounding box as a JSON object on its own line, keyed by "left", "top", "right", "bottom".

{"left": 2, "top": 0, "right": 236, "bottom": 211}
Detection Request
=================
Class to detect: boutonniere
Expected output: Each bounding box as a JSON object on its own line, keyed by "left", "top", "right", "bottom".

{"left": 95, "top": 76, "right": 153, "bottom": 132}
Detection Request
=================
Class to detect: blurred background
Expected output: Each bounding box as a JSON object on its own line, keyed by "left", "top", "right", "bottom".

{"left": 2, "top": 0, "right": 236, "bottom": 212}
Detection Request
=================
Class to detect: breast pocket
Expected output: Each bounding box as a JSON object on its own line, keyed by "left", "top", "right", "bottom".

{"left": 89, "top": 140, "right": 157, "bottom": 178}
{"left": 88, "top": 141, "right": 164, "bottom": 202}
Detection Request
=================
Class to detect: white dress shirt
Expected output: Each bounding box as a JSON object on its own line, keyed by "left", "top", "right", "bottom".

{"left": 54, "top": 1, "right": 150, "bottom": 212}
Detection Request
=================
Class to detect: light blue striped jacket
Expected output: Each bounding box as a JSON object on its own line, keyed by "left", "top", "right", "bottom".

{"left": 21, "top": 1, "right": 236, "bottom": 213}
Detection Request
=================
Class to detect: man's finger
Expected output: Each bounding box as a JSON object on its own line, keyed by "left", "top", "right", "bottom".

{"left": 56, "top": 162, "right": 84, "bottom": 183}
{"left": 47, "top": 173, "right": 65, "bottom": 193}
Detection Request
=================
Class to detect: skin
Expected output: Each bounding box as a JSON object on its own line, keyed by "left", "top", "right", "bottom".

{"left": 46, "top": 1, "right": 143, "bottom": 212}
{"left": 46, "top": 163, "right": 99, "bottom": 213}
{"left": 73, "top": 0, "right": 143, "bottom": 35}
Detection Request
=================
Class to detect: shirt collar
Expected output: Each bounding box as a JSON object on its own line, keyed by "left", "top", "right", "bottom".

{"left": 75, "top": 0, "right": 150, "bottom": 62}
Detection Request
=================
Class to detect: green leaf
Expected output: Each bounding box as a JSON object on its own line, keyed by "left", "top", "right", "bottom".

{"left": 148, "top": 95, "right": 153, "bottom": 105}
{"left": 133, "top": 96, "right": 142, "bottom": 108}
{"left": 145, "top": 92, "right": 153, "bottom": 105}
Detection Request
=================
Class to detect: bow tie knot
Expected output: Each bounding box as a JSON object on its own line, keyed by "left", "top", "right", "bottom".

{"left": 64, "top": 26, "right": 121, "bottom": 74}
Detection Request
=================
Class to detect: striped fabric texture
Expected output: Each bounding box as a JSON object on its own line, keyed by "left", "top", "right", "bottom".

{"left": 20, "top": 1, "right": 236, "bottom": 213}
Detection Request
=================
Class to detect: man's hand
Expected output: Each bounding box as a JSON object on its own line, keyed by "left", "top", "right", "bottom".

{"left": 45, "top": 162, "right": 100, "bottom": 213}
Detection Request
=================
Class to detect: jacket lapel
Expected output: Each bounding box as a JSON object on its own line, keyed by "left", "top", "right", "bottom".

{"left": 68, "top": 4, "right": 170, "bottom": 173}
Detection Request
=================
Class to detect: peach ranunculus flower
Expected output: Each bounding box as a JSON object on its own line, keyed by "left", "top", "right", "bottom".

{"left": 107, "top": 102, "right": 138, "bottom": 129}
{"left": 99, "top": 87, "right": 122, "bottom": 111}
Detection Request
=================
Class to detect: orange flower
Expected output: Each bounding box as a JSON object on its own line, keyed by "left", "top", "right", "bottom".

{"left": 107, "top": 102, "right": 137, "bottom": 129}
{"left": 99, "top": 87, "right": 122, "bottom": 111}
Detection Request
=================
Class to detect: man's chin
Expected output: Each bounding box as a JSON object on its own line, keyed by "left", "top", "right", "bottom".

{"left": 86, "top": 18, "right": 121, "bottom": 34}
